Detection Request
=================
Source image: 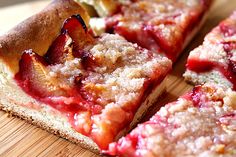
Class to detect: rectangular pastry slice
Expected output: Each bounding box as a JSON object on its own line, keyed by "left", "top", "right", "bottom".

{"left": 106, "top": 84, "right": 236, "bottom": 157}
{"left": 0, "top": 0, "right": 171, "bottom": 153}
{"left": 89, "top": 0, "right": 213, "bottom": 62}
{"left": 184, "top": 11, "right": 236, "bottom": 90}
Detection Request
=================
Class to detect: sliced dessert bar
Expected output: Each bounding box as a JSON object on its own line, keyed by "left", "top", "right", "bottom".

{"left": 89, "top": 0, "right": 213, "bottom": 62}
{"left": 106, "top": 84, "right": 236, "bottom": 157}
{"left": 0, "top": 0, "right": 171, "bottom": 152}
{"left": 184, "top": 11, "right": 236, "bottom": 90}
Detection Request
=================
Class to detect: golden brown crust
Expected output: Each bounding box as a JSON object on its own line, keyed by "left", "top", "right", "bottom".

{"left": 0, "top": 0, "right": 89, "bottom": 73}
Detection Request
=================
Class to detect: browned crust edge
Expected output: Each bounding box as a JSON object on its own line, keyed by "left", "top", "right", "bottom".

{"left": 0, "top": 0, "right": 89, "bottom": 73}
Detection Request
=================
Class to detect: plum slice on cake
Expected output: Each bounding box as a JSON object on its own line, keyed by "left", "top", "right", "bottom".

{"left": 86, "top": 0, "right": 213, "bottom": 62}
{"left": 106, "top": 84, "right": 236, "bottom": 157}
{"left": 0, "top": 1, "right": 172, "bottom": 152}
{"left": 184, "top": 11, "right": 236, "bottom": 90}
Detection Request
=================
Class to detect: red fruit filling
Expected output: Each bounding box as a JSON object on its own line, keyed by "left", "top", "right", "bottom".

{"left": 63, "top": 15, "right": 94, "bottom": 51}
{"left": 183, "top": 84, "right": 224, "bottom": 107}
{"left": 15, "top": 15, "right": 100, "bottom": 137}
{"left": 220, "top": 22, "right": 236, "bottom": 37}
{"left": 187, "top": 41, "right": 236, "bottom": 90}
{"left": 45, "top": 31, "right": 73, "bottom": 65}
{"left": 105, "top": 0, "right": 211, "bottom": 61}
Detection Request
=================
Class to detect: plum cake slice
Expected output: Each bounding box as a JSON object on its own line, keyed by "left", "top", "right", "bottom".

{"left": 106, "top": 84, "right": 236, "bottom": 157}
{"left": 0, "top": 0, "right": 171, "bottom": 152}
{"left": 184, "top": 11, "right": 236, "bottom": 90}
{"left": 87, "top": 0, "right": 213, "bottom": 62}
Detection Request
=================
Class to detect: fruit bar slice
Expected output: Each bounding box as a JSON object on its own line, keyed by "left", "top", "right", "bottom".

{"left": 106, "top": 84, "right": 236, "bottom": 157}
{"left": 184, "top": 11, "right": 236, "bottom": 90}
{"left": 0, "top": 1, "right": 172, "bottom": 152}
{"left": 90, "top": 0, "right": 213, "bottom": 62}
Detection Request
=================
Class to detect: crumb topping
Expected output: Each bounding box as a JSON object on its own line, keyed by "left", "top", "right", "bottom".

{"left": 48, "top": 34, "right": 171, "bottom": 108}
{"left": 189, "top": 44, "right": 228, "bottom": 65}
{"left": 108, "top": 84, "right": 236, "bottom": 157}
{"left": 22, "top": 33, "right": 171, "bottom": 149}
{"left": 186, "top": 11, "right": 236, "bottom": 90}
{"left": 188, "top": 11, "right": 236, "bottom": 64}
{"left": 106, "top": 0, "right": 210, "bottom": 61}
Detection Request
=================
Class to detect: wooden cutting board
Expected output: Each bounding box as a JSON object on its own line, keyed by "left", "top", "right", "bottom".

{"left": 0, "top": 0, "right": 235, "bottom": 156}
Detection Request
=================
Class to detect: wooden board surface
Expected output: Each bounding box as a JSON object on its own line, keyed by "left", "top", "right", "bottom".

{"left": 0, "top": 0, "right": 235, "bottom": 156}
